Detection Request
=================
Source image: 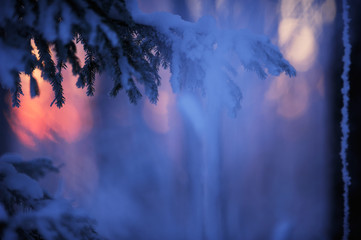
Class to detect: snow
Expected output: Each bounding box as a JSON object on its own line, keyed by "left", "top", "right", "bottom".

{"left": 59, "top": 3, "right": 74, "bottom": 44}
{"left": 38, "top": 1, "right": 58, "bottom": 42}
{"left": 100, "top": 23, "right": 119, "bottom": 47}
{"left": 0, "top": 0, "right": 294, "bottom": 112}
{"left": 340, "top": 0, "right": 351, "bottom": 239}
{"left": 127, "top": 1, "right": 294, "bottom": 114}
{"left": 85, "top": 11, "right": 102, "bottom": 46}
{"left": 0, "top": 159, "right": 17, "bottom": 175}
{"left": 0, "top": 153, "right": 102, "bottom": 239}
{"left": 0, "top": 42, "right": 25, "bottom": 89}
{"left": 2, "top": 164, "right": 44, "bottom": 199}
{"left": 0, "top": 152, "right": 23, "bottom": 163}
{"left": 0, "top": 203, "right": 7, "bottom": 222}
{"left": 0, "top": 154, "right": 44, "bottom": 199}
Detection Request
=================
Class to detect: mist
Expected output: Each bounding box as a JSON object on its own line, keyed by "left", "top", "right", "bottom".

{"left": 3, "top": 0, "right": 341, "bottom": 239}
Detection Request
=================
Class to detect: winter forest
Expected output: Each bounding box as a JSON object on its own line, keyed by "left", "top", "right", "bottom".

{"left": 0, "top": 0, "right": 361, "bottom": 239}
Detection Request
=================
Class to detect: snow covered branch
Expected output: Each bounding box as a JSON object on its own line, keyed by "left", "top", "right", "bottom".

{"left": 0, "top": 153, "right": 103, "bottom": 240}
{"left": 0, "top": 0, "right": 295, "bottom": 111}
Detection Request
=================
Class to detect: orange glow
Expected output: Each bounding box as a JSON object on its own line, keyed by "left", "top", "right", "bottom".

{"left": 265, "top": 0, "right": 336, "bottom": 119}
{"left": 285, "top": 25, "right": 316, "bottom": 72}
{"left": 142, "top": 69, "right": 174, "bottom": 134}
{"left": 278, "top": 0, "right": 336, "bottom": 73}
{"left": 7, "top": 45, "right": 93, "bottom": 149}
{"left": 265, "top": 76, "right": 310, "bottom": 119}
{"left": 278, "top": 18, "right": 298, "bottom": 46}
{"left": 143, "top": 90, "right": 171, "bottom": 134}
{"left": 4, "top": 41, "right": 99, "bottom": 203}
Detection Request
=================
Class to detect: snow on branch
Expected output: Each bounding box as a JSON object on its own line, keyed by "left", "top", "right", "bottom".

{"left": 0, "top": 153, "right": 104, "bottom": 240}
{"left": 340, "top": 0, "right": 351, "bottom": 239}
{"left": 0, "top": 0, "right": 295, "bottom": 111}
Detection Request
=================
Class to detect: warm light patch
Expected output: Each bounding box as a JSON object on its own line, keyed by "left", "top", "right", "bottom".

{"left": 321, "top": 0, "right": 336, "bottom": 23}
{"left": 266, "top": 76, "right": 309, "bottom": 119}
{"left": 31, "top": 39, "right": 40, "bottom": 60}
{"left": 278, "top": 0, "right": 336, "bottom": 73}
{"left": 285, "top": 26, "right": 316, "bottom": 72}
{"left": 278, "top": 18, "right": 298, "bottom": 46}
{"left": 5, "top": 41, "right": 98, "bottom": 203}
{"left": 142, "top": 90, "right": 171, "bottom": 134}
{"left": 267, "top": 0, "right": 335, "bottom": 119}
{"left": 7, "top": 58, "right": 93, "bottom": 149}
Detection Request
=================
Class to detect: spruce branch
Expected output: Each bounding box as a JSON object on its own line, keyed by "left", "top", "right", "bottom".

{"left": 11, "top": 71, "right": 24, "bottom": 108}
{"left": 0, "top": 0, "right": 295, "bottom": 112}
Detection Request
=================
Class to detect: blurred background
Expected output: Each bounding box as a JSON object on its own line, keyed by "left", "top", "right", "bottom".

{"left": 0, "top": 0, "right": 360, "bottom": 239}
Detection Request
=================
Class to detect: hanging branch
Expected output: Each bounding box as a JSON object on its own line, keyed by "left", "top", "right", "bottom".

{"left": 0, "top": 0, "right": 295, "bottom": 112}
{"left": 10, "top": 71, "right": 24, "bottom": 108}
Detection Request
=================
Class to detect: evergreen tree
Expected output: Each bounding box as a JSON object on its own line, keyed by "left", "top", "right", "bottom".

{"left": 0, "top": 154, "right": 104, "bottom": 239}
{"left": 0, "top": 0, "right": 295, "bottom": 111}
{"left": 0, "top": 1, "right": 298, "bottom": 239}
